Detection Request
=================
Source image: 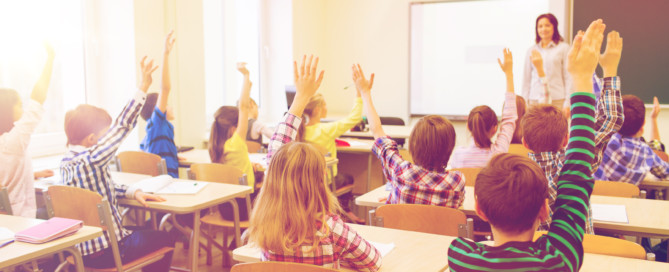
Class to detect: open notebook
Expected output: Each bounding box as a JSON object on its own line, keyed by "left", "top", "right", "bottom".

{"left": 132, "top": 175, "right": 208, "bottom": 195}
{"left": 0, "top": 227, "right": 14, "bottom": 248}
{"left": 15, "top": 217, "right": 82, "bottom": 244}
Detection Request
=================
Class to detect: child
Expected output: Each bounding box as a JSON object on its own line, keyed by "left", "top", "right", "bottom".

{"left": 594, "top": 95, "right": 669, "bottom": 185}
{"left": 0, "top": 44, "right": 54, "bottom": 218}
{"left": 294, "top": 62, "right": 364, "bottom": 223}
{"left": 60, "top": 57, "right": 174, "bottom": 271}
{"left": 245, "top": 98, "right": 274, "bottom": 145}
{"left": 354, "top": 64, "right": 464, "bottom": 208}
{"left": 510, "top": 95, "right": 526, "bottom": 144}
{"left": 522, "top": 30, "right": 624, "bottom": 234}
{"left": 451, "top": 49, "right": 517, "bottom": 168}
{"left": 140, "top": 31, "right": 179, "bottom": 178}
{"left": 448, "top": 19, "right": 604, "bottom": 271}
{"left": 208, "top": 63, "right": 254, "bottom": 220}
{"left": 249, "top": 55, "right": 381, "bottom": 271}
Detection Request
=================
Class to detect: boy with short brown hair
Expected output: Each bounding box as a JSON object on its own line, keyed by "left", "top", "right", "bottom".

{"left": 448, "top": 19, "right": 605, "bottom": 272}
{"left": 521, "top": 30, "right": 624, "bottom": 234}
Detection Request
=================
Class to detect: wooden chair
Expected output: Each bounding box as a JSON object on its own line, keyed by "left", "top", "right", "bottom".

{"left": 379, "top": 116, "right": 406, "bottom": 146}
{"left": 44, "top": 185, "right": 173, "bottom": 271}
{"left": 593, "top": 180, "right": 643, "bottom": 198}
{"left": 451, "top": 167, "right": 482, "bottom": 187}
{"left": 508, "top": 144, "right": 531, "bottom": 157}
{"left": 188, "top": 163, "right": 252, "bottom": 267}
{"left": 246, "top": 141, "right": 262, "bottom": 153}
{"left": 116, "top": 151, "right": 168, "bottom": 228}
{"left": 653, "top": 150, "right": 669, "bottom": 162}
{"left": 0, "top": 187, "right": 13, "bottom": 215}
{"left": 115, "top": 151, "right": 167, "bottom": 176}
{"left": 310, "top": 143, "right": 351, "bottom": 197}
{"left": 231, "top": 262, "right": 338, "bottom": 272}
{"left": 533, "top": 231, "right": 647, "bottom": 260}
{"left": 369, "top": 204, "right": 473, "bottom": 239}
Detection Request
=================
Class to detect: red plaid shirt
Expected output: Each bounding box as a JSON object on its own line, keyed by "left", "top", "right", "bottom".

{"left": 261, "top": 214, "right": 382, "bottom": 271}
{"left": 373, "top": 136, "right": 465, "bottom": 208}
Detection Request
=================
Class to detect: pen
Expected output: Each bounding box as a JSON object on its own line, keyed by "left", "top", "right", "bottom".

{"left": 0, "top": 240, "right": 14, "bottom": 248}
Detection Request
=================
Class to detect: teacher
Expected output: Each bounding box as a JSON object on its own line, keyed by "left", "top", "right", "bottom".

{"left": 522, "top": 13, "right": 571, "bottom": 110}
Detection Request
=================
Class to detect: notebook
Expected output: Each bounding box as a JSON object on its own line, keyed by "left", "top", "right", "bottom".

{"left": 133, "top": 175, "right": 208, "bottom": 195}
{"left": 15, "top": 217, "right": 82, "bottom": 244}
{"left": 591, "top": 204, "right": 629, "bottom": 223}
{"left": 0, "top": 227, "right": 14, "bottom": 248}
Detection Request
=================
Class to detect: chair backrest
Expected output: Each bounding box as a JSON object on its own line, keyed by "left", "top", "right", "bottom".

{"left": 379, "top": 116, "right": 405, "bottom": 126}
{"left": 116, "top": 151, "right": 167, "bottom": 176}
{"left": 451, "top": 167, "right": 482, "bottom": 187}
{"left": 508, "top": 144, "right": 531, "bottom": 157}
{"left": 372, "top": 204, "right": 473, "bottom": 238}
{"left": 45, "top": 185, "right": 124, "bottom": 270}
{"left": 653, "top": 150, "right": 669, "bottom": 162}
{"left": 533, "top": 231, "right": 646, "bottom": 260}
{"left": 231, "top": 262, "right": 338, "bottom": 272}
{"left": 593, "top": 180, "right": 640, "bottom": 198}
{"left": 246, "top": 141, "right": 262, "bottom": 153}
{"left": 189, "top": 163, "right": 244, "bottom": 185}
{"left": 0, "top": 187, "right": 13, "bottom": 215}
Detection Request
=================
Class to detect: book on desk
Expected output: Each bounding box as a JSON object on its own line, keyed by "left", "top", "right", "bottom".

{"left": 14, "top": 217, "right": 83, "bottom": 244}
{"left": 132, "top": 175, "right": 208, "bottom": 195}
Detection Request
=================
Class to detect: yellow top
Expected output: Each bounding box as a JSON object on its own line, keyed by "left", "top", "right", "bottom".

{"left": 304, "top": 97, "right": 363, "bottom": 176}
{"left": 223, "top": 133, "right": 255, "bottom": 191}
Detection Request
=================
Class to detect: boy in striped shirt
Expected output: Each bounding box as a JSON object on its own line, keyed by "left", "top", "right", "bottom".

{"left": 60, "top": 57, "right": 174, "bottom": 271}
{"left": 448, "top": 19, "right": 607, "bottom": 271}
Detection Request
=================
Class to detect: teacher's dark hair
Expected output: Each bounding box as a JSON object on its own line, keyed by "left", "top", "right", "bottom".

{"left": 535, "top": 13, "right": 564, "bottom": 44}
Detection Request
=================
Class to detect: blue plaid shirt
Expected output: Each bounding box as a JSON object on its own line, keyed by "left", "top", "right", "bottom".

{"left": 594, "top": 134, "right": 669, "bottom": 185}
{"left": 528, "top": 76, "right": 623, "bottom": 234}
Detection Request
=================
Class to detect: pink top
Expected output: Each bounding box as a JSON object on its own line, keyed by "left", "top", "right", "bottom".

{"left": 451, "top": 92, "right": 517, "bottom": 168}
{"left": 0, "top": 100, "right": 44, "bottom": 217}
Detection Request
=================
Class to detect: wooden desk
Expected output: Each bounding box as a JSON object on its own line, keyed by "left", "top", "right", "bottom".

{"left": 0, "top": 215, "right": 102, "bottom": 272}
{"left": 640, "top": 180, "right": 669, "bottom": 200}
{"left": 232, "top": 224, "right": 453, "bottom": 272}
{"left": 357, "top": 186, "right": 669, "bottom": 238}
{"left": 337, "top": 139, "right": 386, "bottom": 195}
{"left": 581, "top": 252, "right": 669, "bottom": 271}
{"left": 342, "top": 125, "right": 412, "bottom": 140}
{"left": 111, "top": 172, "right": 252, "bottom": 272}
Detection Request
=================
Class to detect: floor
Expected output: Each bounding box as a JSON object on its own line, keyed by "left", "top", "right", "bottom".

{"left": 170, "top": 240, "right": 232, "bottom": 272}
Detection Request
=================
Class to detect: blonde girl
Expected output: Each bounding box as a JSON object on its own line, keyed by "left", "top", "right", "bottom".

{"left": 248, "top": 55, "right": 381, "bottom": 271}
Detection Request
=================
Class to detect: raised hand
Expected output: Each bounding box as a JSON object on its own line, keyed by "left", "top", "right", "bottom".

{"left": 352, "top": 64, "right": 375, "bottom": 96}
{"left": 293, "top": 55, "right": 324, "bottom": 98}
{"left": 497, "top": 48, "right": 513, "bottom": 74}
{"left": 568, "top": 19, "right": 606, "bottom": 92}
{"left": 164, "top": 30, "right": 176, "bottom": 55}
{"left": 530, "top": 49, "right": 545, "bottom": 77}
{"left": 599, "top": 31, "right": 623, "bottom": 77}
{"left": 237, "top": 62, "right": 250, "bottom": 77}
{"left": 139, "top": 56, "right": 159, "bottom": 93}
{"left": 652, "top": 96, "right": 661, "bottom": 119}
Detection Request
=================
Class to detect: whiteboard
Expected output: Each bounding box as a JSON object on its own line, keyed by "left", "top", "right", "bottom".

{"left": 410, "top": 0, "right": 569, "bottom": 118}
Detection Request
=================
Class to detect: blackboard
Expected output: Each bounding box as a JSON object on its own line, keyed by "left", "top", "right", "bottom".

{"left": 573, "top": 0, "right": 669, "bottom": 104}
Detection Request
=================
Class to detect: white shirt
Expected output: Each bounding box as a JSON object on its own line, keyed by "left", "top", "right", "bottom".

{"left": 522, "top": 41, "right": 572, "bottom": 107}
{"left": 0, "top": 100, "right": 44, "bottom": 217}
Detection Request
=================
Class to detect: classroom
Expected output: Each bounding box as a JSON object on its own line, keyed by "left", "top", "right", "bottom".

{"left": 2, "top": 0, "right": 669, "bottom": 271}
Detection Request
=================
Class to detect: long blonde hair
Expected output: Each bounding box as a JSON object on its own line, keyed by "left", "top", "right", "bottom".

{"left": 248, "top": 141, "right": 341, "bottom": 253}
{"left": 295, "top": 94, "right": 325, "bottom": 142}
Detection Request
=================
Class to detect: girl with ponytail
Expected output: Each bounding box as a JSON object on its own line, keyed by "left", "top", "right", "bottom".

{"left": 451, "top": 48, "right": 519, "bottom": 168}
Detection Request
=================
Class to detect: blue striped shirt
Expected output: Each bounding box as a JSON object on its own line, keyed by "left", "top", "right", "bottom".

{"left": 60, "top": 91, "right": 146, "bottom": 256}
{"left": 140, "top": 107, "right": 178, "bottom": 177}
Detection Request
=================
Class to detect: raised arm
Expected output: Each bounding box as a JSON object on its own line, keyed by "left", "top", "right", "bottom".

{"left": 89, "top": 57, "right": 157, "bottom": 163}
{"left": 592, "top": 31, "right": 624, "bottom": 173}
{"left": 235, "top": 62, "right": 252, "bottom": 139}
{"left": 491, "top": 48, "right": 517, "bottom": 154}
{"left": 650, "top": 96, "right": 661, "bottom": 141}
{"left": 546, "top": 19, "right": 605, "bottom": 272}
{"left": 353, "top": 64, "right": 384, "bottom": 139}
{"left": 267, "top": 55, "right": 323, "bottom": 160}
{"left": 30, "top": 43, "right": 55, "bottom": 104}
{"left": 157, "top": 30, "right": 176, "bottom": 113}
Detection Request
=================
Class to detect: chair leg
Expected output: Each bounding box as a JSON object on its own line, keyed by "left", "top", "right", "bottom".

{"left": 206, "top": 224, "right": 212, "bottom": 266}
{"left": 222, "top": 229, "right": 229, "bottom": 268}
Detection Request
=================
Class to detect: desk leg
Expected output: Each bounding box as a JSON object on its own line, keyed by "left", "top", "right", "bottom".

{"left": 62, "top": 246, "right": 85, "bottom": 272}
{"left": 190, "top": 211, "right": 201, "bottom": 272}
{"left": 230, "top": 200, "right": 242, "bottom": 248}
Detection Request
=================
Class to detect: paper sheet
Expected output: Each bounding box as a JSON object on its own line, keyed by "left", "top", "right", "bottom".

{"left": 591, "top": 204, "right": 629, "bottom": 223}
{"left": 369, "top": 241, "right": 395, "bottom": 257}
{"left": 157, "top": 181, "right": 208, "bottom": 194}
